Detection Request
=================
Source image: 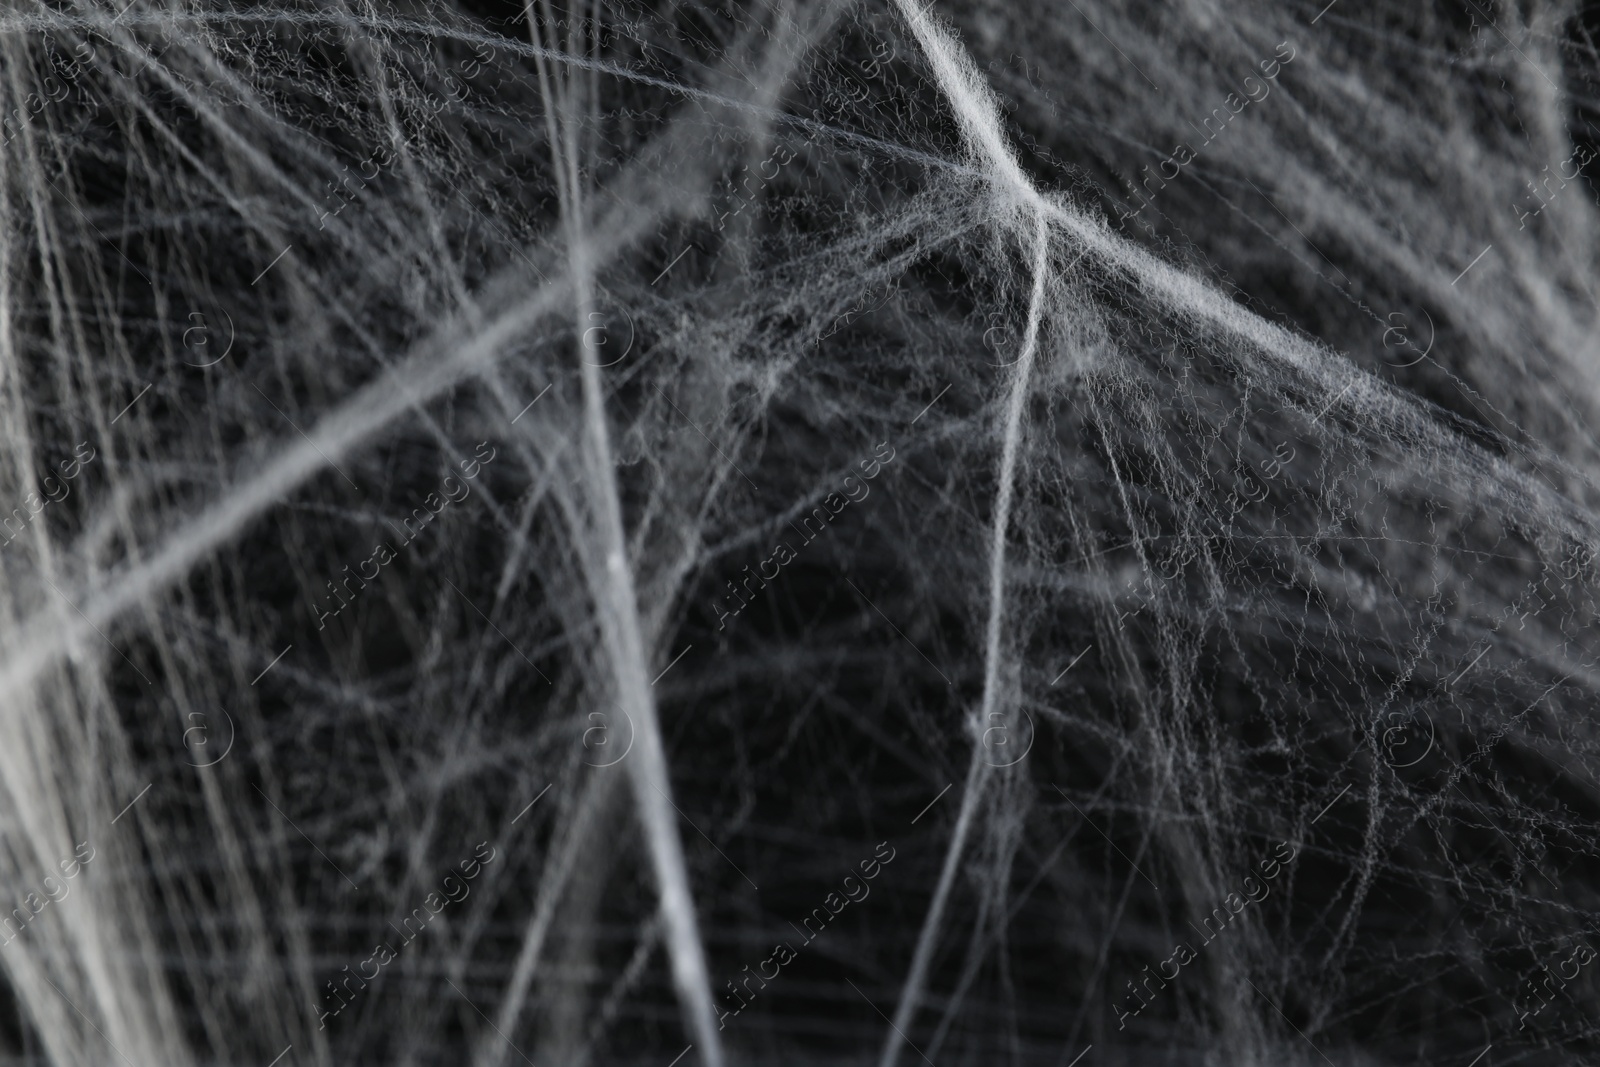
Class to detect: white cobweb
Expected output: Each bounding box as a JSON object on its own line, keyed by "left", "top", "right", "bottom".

{"left": 0, "top": 0, "right": 1597, "bottom": 1064}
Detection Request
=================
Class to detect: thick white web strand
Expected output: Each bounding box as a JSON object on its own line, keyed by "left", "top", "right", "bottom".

{"left": 0, "top": 78, "right": 708, "bottom": 702}
{"left": 539, "top": 6, "right": 725, "bottom": 1057}
{"left": 870, "top": 7, "right": 1056, "bottom": 1060}
{"left": 0, "top": 26, "right": 192, "bottom": 1067}
{"left": 865, "top": 4, "right": 1600, "bottom": 1065}
{"left": 0, "top": 8, "right": 734, "bottom": 1064}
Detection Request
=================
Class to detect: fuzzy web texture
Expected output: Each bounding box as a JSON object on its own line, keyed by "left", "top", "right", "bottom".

{"left": 0, "top": 0, "right": 1598, "bottom": 1065}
